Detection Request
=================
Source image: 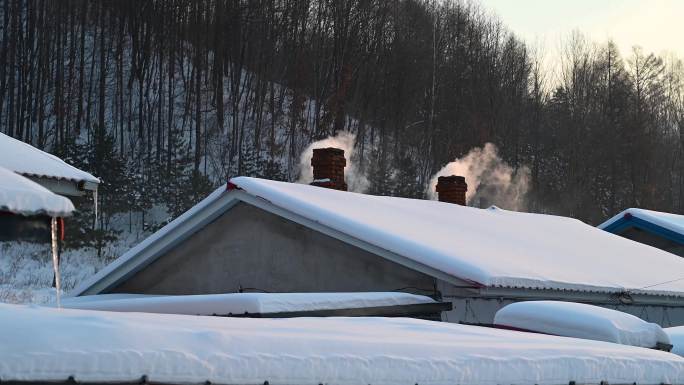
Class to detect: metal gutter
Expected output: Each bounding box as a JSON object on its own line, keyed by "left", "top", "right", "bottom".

{"left": 471, "top": 286, "right": 684, "bottom": 307}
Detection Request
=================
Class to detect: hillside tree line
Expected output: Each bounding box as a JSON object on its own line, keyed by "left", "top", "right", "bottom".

{"left": 0, "top": 0, "right": 682, "bottom": 251}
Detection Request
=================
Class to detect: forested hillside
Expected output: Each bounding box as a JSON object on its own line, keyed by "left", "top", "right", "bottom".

{"left": 1, "top": 0, "right": 683, "bottom": 253}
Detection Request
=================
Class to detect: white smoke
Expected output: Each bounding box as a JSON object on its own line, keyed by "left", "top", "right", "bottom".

{"left": 427, "top": 143, "right": 530, "bottom": 211}
{"left": 297, "top": 131, "right": 370, "bottom": 193}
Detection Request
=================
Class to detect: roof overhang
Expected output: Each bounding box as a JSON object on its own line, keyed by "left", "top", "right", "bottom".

{"left": 23, "top": 175, "right": 98, "bottom": 197}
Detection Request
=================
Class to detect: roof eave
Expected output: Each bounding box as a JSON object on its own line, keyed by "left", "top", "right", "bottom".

{"left": 476, "top": 286, "right": 684, "bottom": 307}
{"left": 22, "top": 175, "right": 99, "bottom": 196}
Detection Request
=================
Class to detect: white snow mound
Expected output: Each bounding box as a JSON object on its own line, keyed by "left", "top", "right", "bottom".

{"left": 2, "top": 303, "right": 684, "bottom": 385}
{"left": 60, "top": 292, "right": 436, "bottom": 315}
{"left": 494, "top": 301, "right": 671, "bottom": 348}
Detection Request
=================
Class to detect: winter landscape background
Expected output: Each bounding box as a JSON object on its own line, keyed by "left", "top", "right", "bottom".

{"left": 1, "top": 0, "right": 683, "bottom": 302}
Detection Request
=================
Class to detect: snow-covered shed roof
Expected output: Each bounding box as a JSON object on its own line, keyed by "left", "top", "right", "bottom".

{"left": 0, "top": 133, "right": 99, "bottom": 194}
{"left": 3, "top": 303, "right": 684, "bottom": 385}
{"left": 494, "top": 301, "right": 671, "bottom": 349}
{"left": 73, "top": 177, "right": 684, "bottom": 298}
{"left": 60, "top": 292, "right": 439, "bottom": 316}
{"left": 599, "top": 208, "right": 684, "bottom": 245}
{"left": 0, "top": 166, "right": 74, "bottom": 217}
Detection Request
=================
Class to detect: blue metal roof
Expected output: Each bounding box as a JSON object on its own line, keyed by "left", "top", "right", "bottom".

{"left": 601, "top": 212, "right": 684, "bottom": 245}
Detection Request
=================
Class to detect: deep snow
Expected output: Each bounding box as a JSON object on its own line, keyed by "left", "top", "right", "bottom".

{"left": 2, "top": 303, "right": 684, "bottom": 385}
{"left": 60, "top": 292, "right": 436, "bottom": 315}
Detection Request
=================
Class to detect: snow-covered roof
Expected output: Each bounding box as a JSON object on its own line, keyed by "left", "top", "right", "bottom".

{"left": 73, "top": 177, "right": 684, "bottom": 297}
{"left": 494, "top": 301, "right": 671, "bottom": 349}
{"left": 599, "top": 208, "right": 684, "bottom": 243}
{"left": 0, "top": 133, "right": 99, "bottom": 185}
{"left": 3, "top": 303, "right": 684, "bottom": 385}
{"left": 60, "top": 292, "right": 436, "bottom": 315}
{"left": 0, "top": 166, "right": 75, "bottom": 217}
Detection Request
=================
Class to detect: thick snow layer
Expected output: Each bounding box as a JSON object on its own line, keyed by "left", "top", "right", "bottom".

{"left": 0, "top": 167, "right": 74, "bottom": 217}
{"left": 61, "top": 292, "right": 436, "bottom": 315}
{"left": 2, "top": 303, "right": 684, "bottom": 385}
{"left": 0, "top": 133, "right": 99, "bottom": 184}
{"left": 494, "top": 301, "right": 671, "bottom": 348}
{"left": 665, "top": 326, "right": 684, "bottom": 356}
{"left": 599, "top": 208, "right": 684, "bottom": 235}
{"left": 228, "top": 177, "right": 684, "bottom": 295}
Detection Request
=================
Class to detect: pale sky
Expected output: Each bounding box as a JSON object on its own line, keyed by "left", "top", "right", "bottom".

{"left": 479, "top": 0, "right": 684, "bottom": 61}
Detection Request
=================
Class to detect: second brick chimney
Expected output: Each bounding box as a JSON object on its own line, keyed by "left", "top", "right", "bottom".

{"left": 436, "top": 175, "right": 468, "bottom": 205}
{"left": 310, "top": 147, "right": 348, "bottom": 191}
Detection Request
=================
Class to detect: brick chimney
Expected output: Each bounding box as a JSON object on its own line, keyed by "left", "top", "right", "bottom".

{"left": 436, "top": 175, "right": 468, "bottom": 205}
{"left": 310, "top": 147, "right": 348, "bottom": 191}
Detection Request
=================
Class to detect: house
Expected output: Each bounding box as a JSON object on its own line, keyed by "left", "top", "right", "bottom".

{"left": 599, "top": 208, "right": 684, "bottom": 257}
{"left": 0, "top": 133, "right": 99, "bottom": 197}
{"left": 0, "top": 166, "right": 74, "bottom": 241}
{"left": 71, "top": 148, "right": 684, "bottom": 326}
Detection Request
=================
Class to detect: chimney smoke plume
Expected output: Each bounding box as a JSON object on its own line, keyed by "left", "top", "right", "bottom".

{"left": 427, "top": 143, "right": 530, "bottom": 210}
{"left": 297, "top": 131, "right": 369, "bottom": 193}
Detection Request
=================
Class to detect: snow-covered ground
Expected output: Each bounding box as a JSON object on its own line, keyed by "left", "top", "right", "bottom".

{"left": 0, "top": 206, "right": 163, "bottom": 304}
{"left": 3, "top": 303, "right": 684, "bottom": 385}
{"left": 1, "top": 241, "right": 113, "bottom": 304}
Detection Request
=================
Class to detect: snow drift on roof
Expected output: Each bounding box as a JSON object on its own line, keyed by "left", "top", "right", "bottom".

{"left": 599, "top": 208, "right": 684, "bottom": 235}
{"left": 0, "top": 167, "right": 75, "bottom": 217}
{"left": 229, "top": 177, "right": 684, "bottom": 295}
{"left": 60, "top": 292, "right": 436, "bottom": 315}
{"left": 0, "top": 133, "right": 99, "bottom": 184}
{"left": 2, "top": 303, "right": 684, "bottom": 385}
{"left": 494, "top": 301, "right": 671, "bottom": 349}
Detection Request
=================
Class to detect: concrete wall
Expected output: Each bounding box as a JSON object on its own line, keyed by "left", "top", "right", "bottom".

{"left": 110, "top": 202, "right": 436, "bottom": 295}
{"left": 618, "top": 227, "right": 684, "bottom": 257}
{"left": 442, "top": 296, "right": 684, "bottom": 327}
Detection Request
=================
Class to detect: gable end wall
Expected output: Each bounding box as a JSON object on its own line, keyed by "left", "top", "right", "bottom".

{"left": 110, "top": 202, "right": 437, "bottom": 295}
